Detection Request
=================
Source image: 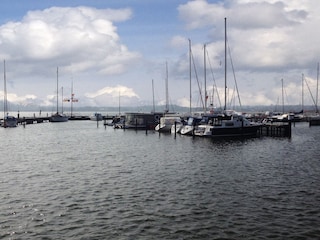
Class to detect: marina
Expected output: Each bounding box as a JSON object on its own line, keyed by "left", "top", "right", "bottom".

{"left": 1, "top": 111, "right": 296, "bottom": 138}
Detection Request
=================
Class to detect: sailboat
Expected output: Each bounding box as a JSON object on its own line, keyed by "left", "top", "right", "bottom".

{"left": 194, "top": 18, "right": 261, "bottom": 137}
{"left": 50, "top": 67, "right": 69, "bottom": 122}
{"left": 1, "top": 60, "right": 17, "bottom": 128}
{"left": 155, "top": 62, "right": 182, "bottom": 132}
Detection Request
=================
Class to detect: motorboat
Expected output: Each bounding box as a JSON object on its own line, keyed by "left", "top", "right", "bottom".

{"left": 194, "top": 112, "right": 261, "bottom": 137}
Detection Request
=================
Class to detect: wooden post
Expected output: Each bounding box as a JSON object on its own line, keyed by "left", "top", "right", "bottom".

{"left": 174, "top": 121, "right": 177, "bottom": 138}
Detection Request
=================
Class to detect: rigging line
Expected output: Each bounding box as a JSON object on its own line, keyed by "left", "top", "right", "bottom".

{"left": 227, "top": 40, "right": 242, "bottom": 110}
{"left": 206, "top": 49, "right": 222, "bottom": 109}
{"left": 304, "top": 75, "right": 318, "bottom": 111}
{"left": 229, "top": 85, "right": 236, "bottom": 109}
{"left": 283, "top": 87, "right": 290, "bottom": 107}
{"left": 191, "top": 50, "right": 205, "bottom": 110}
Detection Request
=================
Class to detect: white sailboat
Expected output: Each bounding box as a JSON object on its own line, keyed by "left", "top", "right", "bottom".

{"left": 155, "top": 62, "right": 182, "bottom": 132}
{"left": 1, "top": 60, "right": 17, "bottom": 128}
{"left": 51, "top": 67, "right": 69, "bottom": 122}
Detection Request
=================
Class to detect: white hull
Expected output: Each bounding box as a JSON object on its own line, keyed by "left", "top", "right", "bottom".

{"left": 171, "top": 123, "right": 183, "bottom": 134}
{"left": 155, "top": 116, "right": 181, "bottom": 132}
{"left": 180, "top": 125, "right": 194, "bottom": 135}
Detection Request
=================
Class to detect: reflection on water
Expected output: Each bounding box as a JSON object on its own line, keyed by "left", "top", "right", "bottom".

{"left": 0, "top": 121, "right": 320, "bottom": 239}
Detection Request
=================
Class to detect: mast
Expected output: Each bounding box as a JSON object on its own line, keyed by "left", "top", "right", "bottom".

{"left": 165, "top": 62, "right": 169, "bottom": 113}
{"left": 281, "top": 78, "right": 284, "bottom": 113}
{"left": 189, "top": 39, "right": 192, "bottom": 114}
{"left": 56, "top": 67, "right": 59, "bottom": 113}
{"left": 316, "top": 63, "right": 319, "bottom": 113}
{"left": 3, "top": 60, "right": 8, "bottom": 117}
{"left": 224, "top": 17, "right": 227, "bottom": 111}
{"left": 152, "top": 79, "right": 155, "bottom": 113}
{"left": 204, "top": 44, "right": 207, "bottom": 113}
{"left": 302, "top": 73, "right": 304, "bottom": 113}
{"left": 61, "top": 86, "right": 64, "bottom": 114}
{"left": 118, "top": 91, "right": 121, "bottom": 115}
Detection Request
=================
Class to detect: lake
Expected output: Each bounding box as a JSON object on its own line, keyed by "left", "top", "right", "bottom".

{"left": 0, "top": 120, "right": 319, "bottom": 239}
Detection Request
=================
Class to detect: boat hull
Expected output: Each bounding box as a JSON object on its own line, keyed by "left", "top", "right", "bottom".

{"left": 1, "top": 116, "right": 18, "bottom": 128}
{"left": 50, "top": 114, "right": 69, "bottom": 122}
{"left": 195, "top": 124, "right": 261, "bottom": 138}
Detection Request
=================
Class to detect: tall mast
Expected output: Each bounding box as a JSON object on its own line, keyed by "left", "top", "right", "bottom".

{"left": 281, "top": 78, "right": 284, "bottom": 113}
{"left": 56, "top": 67, "right": 59, "bottom": 113}
{"left": 3, "top": 60, "right": 8, "bottom": 116}
{"left": 152, "top": 79, "right": 155, "bottom": 113}
{"left": 189, "top": 39, "right": 192, "bottom": 114}
{"left": 62, "top": 86, "right": 64, "bottom": 114}
{"left": 302, "top": 73, "right": 304, "bottom": 113}
{"left": 204, "top": 43, "right": 207, "bottom": 113}
{"left": 224, "top": 17, "right": 227, "bottom": 111}
{"left": 165, "top": 62, "right": 169, "bottom": 113}
{"left": 316, "top": 62, "right": 319, "bottom": 113}
{"left": 118, "top": 91, "right": 121, "bottom": 115}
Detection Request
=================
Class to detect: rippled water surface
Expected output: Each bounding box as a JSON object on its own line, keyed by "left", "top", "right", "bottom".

{"left": 1, "top": 121, "right": 320, "bottom": 239}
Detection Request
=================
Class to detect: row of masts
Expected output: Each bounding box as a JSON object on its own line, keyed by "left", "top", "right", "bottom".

{"left": 188, "top": 17, "right": 229, "bottom": 114}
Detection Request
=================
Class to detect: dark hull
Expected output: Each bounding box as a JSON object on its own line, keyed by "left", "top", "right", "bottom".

{"left": 208, "top": 125, "right": 260, "bottom": 138}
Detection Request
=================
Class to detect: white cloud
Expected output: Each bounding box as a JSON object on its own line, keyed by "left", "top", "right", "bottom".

{"left": 84, "top": 85, "right": 140, "bottom": 107}
{"left": 0, "top": 91, "right": 37, "bottom": 104}
{"left": 170, "top": 35, "right": 189, "bottom": 49}
{"left": 85, "top": 85, "right": 139, "bottom": 98}
{"left": 0, "top": 6, "right": 140, "bottom": 76}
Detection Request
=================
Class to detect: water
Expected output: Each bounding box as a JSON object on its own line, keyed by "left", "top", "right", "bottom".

{"left": 0, "top": 121, "right": 319, "bottom": 239}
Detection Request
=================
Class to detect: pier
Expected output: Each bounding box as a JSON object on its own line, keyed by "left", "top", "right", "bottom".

{"left": 5, "top": 114, "right": 116, "bottom": 125}
{"left": 259, "top": 122, "right": 292, "bottom": 138}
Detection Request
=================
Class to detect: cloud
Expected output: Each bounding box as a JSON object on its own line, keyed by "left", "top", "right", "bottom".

{"left": 85, "top": 85, "right": 139, "bottom": 98}
{"left": 0, "top": 91, "right": 37, "bottom": 104}
{"left": 170, "top": 35, "right": 189, "bottom": 49}
{"left": 0, "top": 6, "right": 141, "bottom": 77}
{"left": 84, "top": 85, "right": 140, "bottom": 106}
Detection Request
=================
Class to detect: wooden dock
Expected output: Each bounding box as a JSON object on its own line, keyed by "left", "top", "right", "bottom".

{"left": 10, "top": 114, "right": 116, "bottom": 125}
{"left": 259, "top": 122, "right": 292, "bottom": 138}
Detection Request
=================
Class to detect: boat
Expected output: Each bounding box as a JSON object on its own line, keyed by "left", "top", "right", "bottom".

{"left": 50, "top": 67, "right": 68, "bottom": 122}
{"left": 155, "top": 115, "right": 182, "bottom": 132}
{"left": 114, "top": 112, "right": 163, "bottom": 130}
{"left": 194, "top": 111, "right": 261, "bottom": 137}
{"left": 90, "top": 112, "right": 103, "bottom": 121}
{"left": 179, "top": 116, "right": 203, "bottom": 135}
{"left": 154, "top": 63, "right": 182, "bottom": 132}
{"left": 1, "top": 60, "right": 17, "bottom": 128}
{"left": 50, "top": 112, "right": 69, "bottom": 122}
{"left": 192, "top": 18, "right": 261, "bottom": 138}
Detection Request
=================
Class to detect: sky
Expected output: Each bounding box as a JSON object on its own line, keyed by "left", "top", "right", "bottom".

{"left": 0, "top": 0, "right": 320, "bottom": 111}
